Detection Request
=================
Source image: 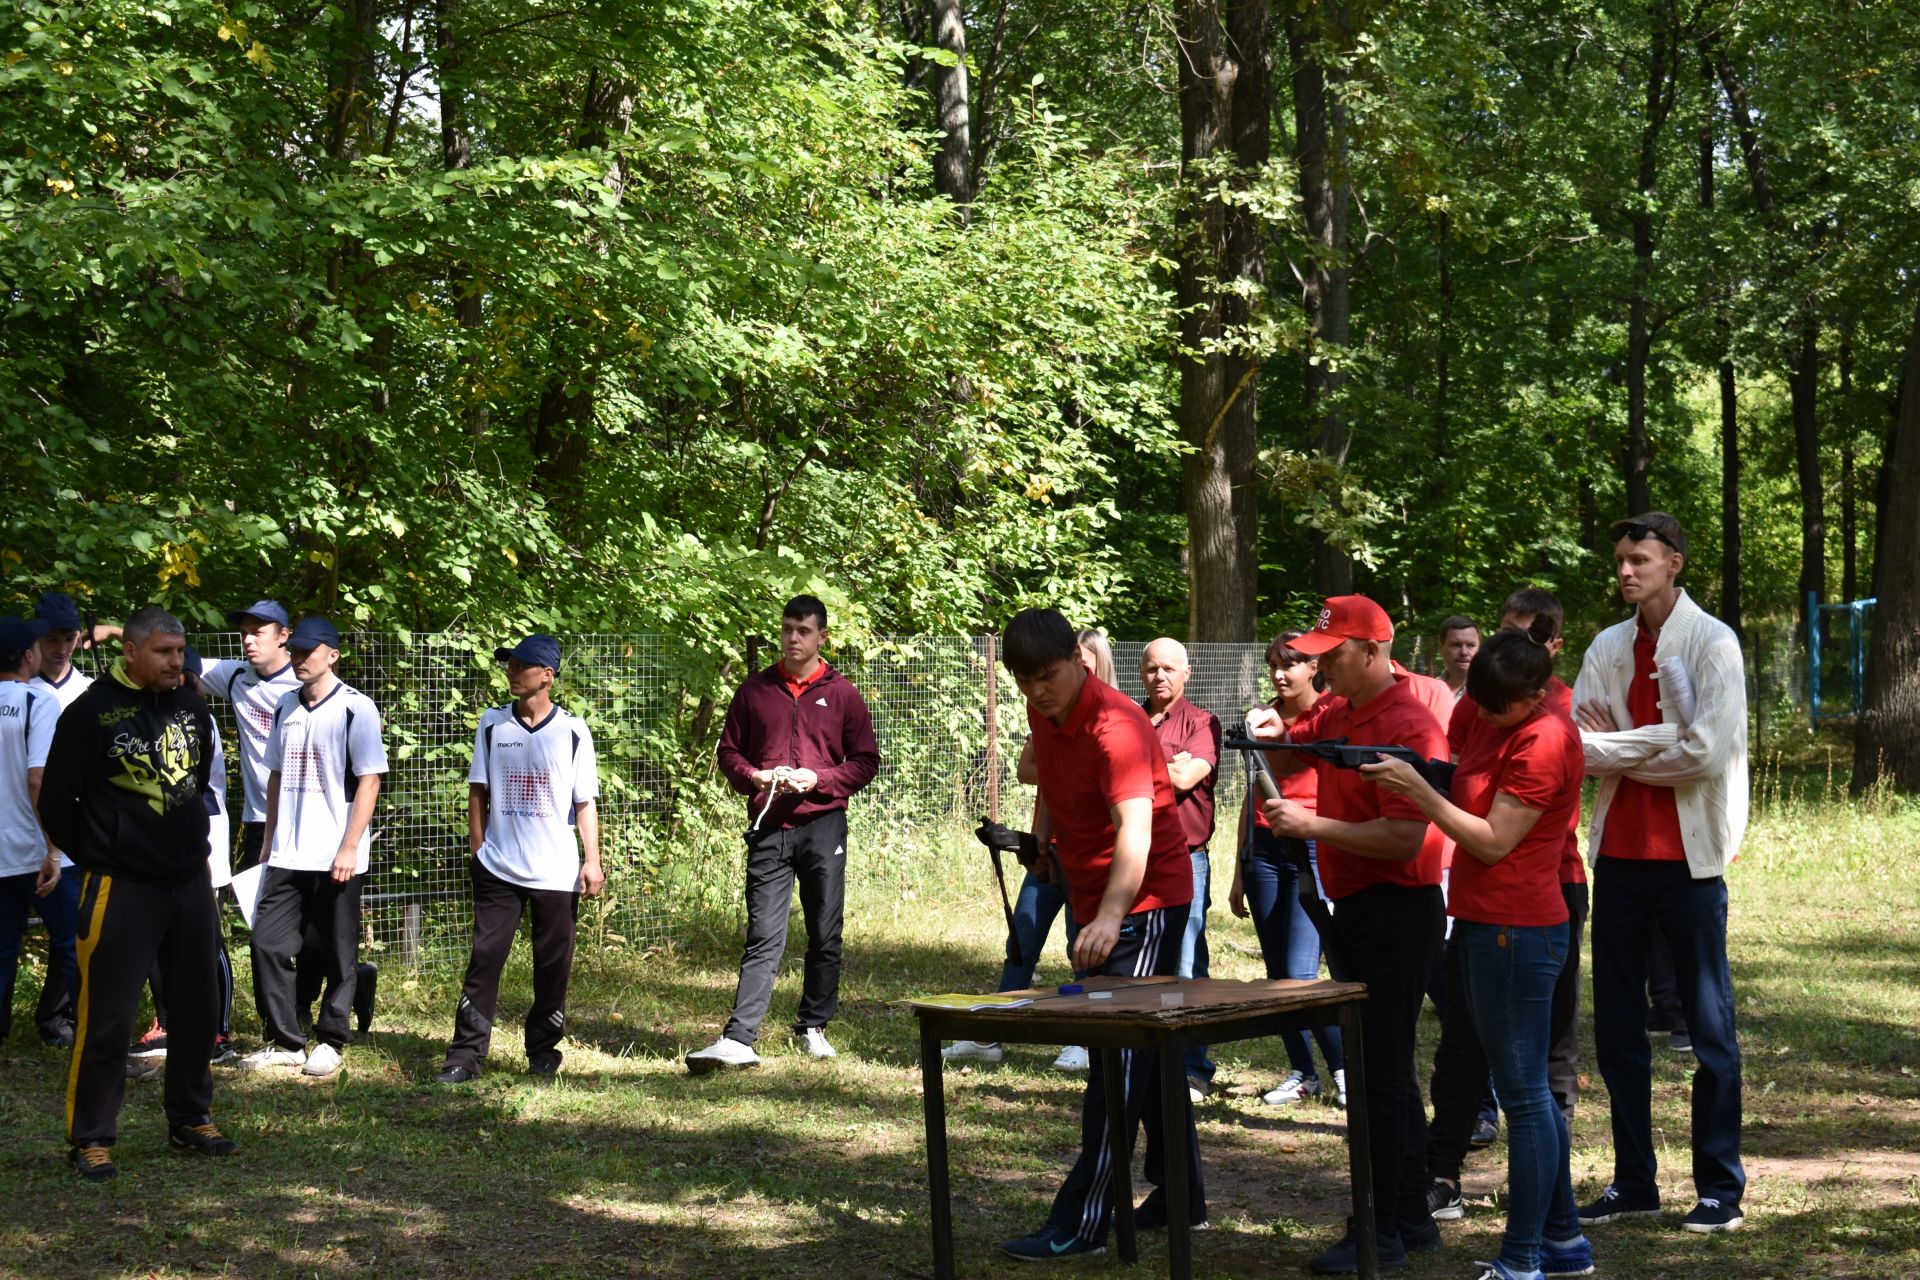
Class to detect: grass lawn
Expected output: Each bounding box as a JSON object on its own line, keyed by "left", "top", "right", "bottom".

{"left": 4, "top": 772, "right": 1919, "bottom": 1278}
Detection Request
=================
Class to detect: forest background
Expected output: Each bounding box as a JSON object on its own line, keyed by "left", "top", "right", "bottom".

{"left": 4, "top": 0, "right": 1919, "bottom": 787}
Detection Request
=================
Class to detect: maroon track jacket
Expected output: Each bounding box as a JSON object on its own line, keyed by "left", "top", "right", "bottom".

{"left": 716, "top": 663, "right": 880, "bottom": 830}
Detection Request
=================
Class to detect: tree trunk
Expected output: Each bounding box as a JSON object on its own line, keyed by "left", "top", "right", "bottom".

{"left": 1175, "top": 0, "right": 1266, "bottom": 643}
{"left": 1286, "top": 3, "right": 1352, "bottom": 596}
{"left": 1624, "top": 1, "right": 1676, "bottom": 516}
{"left": 1788, "top": 307, "right": 1825, "bottom": 624}
{"left": 1699, "top": 48, "right": 1740, "bottom": 639}
{"left": 927, "top": 0, "right": 974, "bottom": 215}
{"left": 436, "top": 0, "right": 489, "bottom": 436}
{"left": 1841, "top": 318, "right": 1857, "bottom": 602}
{"left": 1853, "top": 289, "right": 1920, "bottom": 793}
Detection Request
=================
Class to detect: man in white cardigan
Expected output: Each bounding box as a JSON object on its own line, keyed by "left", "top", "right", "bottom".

{"left": 1568, "top": 512, "right": 1748, "bottom": 1235}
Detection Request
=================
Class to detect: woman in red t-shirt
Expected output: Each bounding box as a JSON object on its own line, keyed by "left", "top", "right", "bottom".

{"left": 1363, "top": 621, "right": 1592, "bottom": 1280}
{"left": 1227, "top": 630, "right": 1346, "bottom": 1108}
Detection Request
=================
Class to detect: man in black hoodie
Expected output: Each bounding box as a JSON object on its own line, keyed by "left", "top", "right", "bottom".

{"left": 37, "top": 606, "right": 237, "bottom": 1183}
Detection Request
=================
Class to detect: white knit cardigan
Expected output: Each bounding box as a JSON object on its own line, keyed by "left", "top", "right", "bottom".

{"left": 1571, "top": 589, "right": 1750, "bottom": 880}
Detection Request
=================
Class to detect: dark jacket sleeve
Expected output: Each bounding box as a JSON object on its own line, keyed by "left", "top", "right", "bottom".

{"left": 37, "top": 696, "right": 95, "bottom": 855}
{"left": 817, "top": 685, "right": 880, "bottom": 800}
{"left": 715, "top": 680, "right": 761, "bottom": 797}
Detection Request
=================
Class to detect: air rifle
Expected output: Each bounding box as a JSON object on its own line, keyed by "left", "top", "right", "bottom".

{"left": 1221, "top": 734, "right": 1455, "bottom": 796}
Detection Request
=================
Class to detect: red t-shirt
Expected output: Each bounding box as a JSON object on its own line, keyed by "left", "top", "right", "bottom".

{"left": 1395, "top": 660, "right": 1459, "bottom": 869}
{"left": 1254, "top": 693, "right": 1326, "bottom": 829}
{"left": 1029, "top": 674, "right": 1193, "bottom": 924}
{"left": 1144, "top": 696, "right": 1221, "bottom": 851}
{"left": 1597, "top": 623, "right": 1686, "bottom": 861}
{"left": 1287, "top": 674, "right": 1448, "bottom": 900}
{"left": 1449, "top": 677, "right": 1585, "bottom": 886}
{"left": 782, "top": 662, "right": 826, "bottom": 700}
{"left": 1447, "top": 704, "right": 1583, "bottom": 926}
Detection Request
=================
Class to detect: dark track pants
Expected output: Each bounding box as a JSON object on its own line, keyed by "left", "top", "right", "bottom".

{"left": 1547, "top": 882, "right": 1589, "bottom": 1116}
{"left": 66, "top": 870, "right": 219, "bottom": 1147}
{"left": 445, "top": 858, "right": 578, "bottom": 1070}
{"left": 1, "top": 870, "right": 79, "bottom": 1040}
{"left": 1046, "top": 903, "right": 1203, "bottom": 1245}
{"left": 251, "top": 867, "right": 361, "bottom": 1051}
{"left": 723, "top": 810, "right": 847, "bottom": 1045}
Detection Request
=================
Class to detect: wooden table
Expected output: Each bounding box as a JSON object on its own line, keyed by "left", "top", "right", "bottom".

{"left": 912, "top": 975, "right": 1375, "bottom": 1279}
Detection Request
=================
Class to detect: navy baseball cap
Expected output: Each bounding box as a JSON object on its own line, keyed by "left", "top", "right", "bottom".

{"left": 495, "top": 634, "right": 562, "bottom": 672}
{"left": 226, "top": 598, "right": 291, "bottom": 628}
{"left": 182, "top": 645, "right": 203, "bottom": 676}
{"left": 287, "top": 617, "right": 342, "bottom": 651}
{"left": 0, "top": 616, "right": 52, "bottom": 653}
{"left": 34, "top": 592, "right": 83, "bottom": 631}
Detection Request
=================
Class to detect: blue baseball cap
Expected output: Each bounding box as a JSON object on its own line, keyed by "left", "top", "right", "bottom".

{"left": 226, "top": 598, "right": 291, "bottom": 628}
{"left": 287, "top": 616, "right": 342, "bottom": 651}
{"left": 0, "top": 616, "right": 52, "bottom": 654}
{"left": 495, "top": 633, "right": 562, "bottom": 672}
{"left": 182, "top": 645, "right": 203, "bottom": 676}
{"left": 34, "top": 592, "right": 83, "bottom": 631}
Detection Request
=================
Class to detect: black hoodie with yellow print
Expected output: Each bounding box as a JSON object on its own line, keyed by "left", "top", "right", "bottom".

{"left": 38, "top": 658, "right": 215, "bottom": 886}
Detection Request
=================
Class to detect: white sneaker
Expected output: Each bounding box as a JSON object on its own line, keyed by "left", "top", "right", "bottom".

{"left": 1333, "top": 1068, "right": 1347, "bottom": 1109}
{"left": 302, "top": 1043, "right": 344, "bottom": 1077}
{"left": 237, "top": 1044, "right": 307, "bottom": 1072}
{"left": 942, "top": 1040, "right": 1005, "bottom": 1064}
{"left": 1261, "top": 1069, "right": 1321, "bottom": 1106}
{"left": 686, "top": 1036, "right": 762, "bottom": 1075}
{"left": 800, "top": 1027, "right": 837, "bottom": 1059}
{"left": 1052, "top": 1045, "right": 1090, "bottom": 1072}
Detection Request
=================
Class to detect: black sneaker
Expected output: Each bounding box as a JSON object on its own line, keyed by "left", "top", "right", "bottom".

{"left": 1669, "top": 1028, "right": 1694, "bottom": 1054}
{"left": 434, "top": 1062, "right": 478, "bottom": 1084}
{"left": 1396, "top": 1213, "right": 1442, "bottom": 1251}
{"left": 209, "top": 1034, "right": 237, "bottom": 1065}
{"left": 998, "top": 1223, "right": 1105, "bottom": 1260}
{"left": 169, "top": 1122, "right": 239, "bottom": 1157}
{"left": 1186, "top": 1073, "right": 1213, "bottom": 1103}
{"left": 1132, "top": 1190, "right": 1210, "bottom": 1232}
{"left": 1469, "top": 1111, "right": 1499, "bottom": 1148}
{"left": 1427, "top": 1178, "right": 1464, "bottom": 1221}
{"left": 1578, "top": 1184, "right": 1661, "bottom": 1225}
{"left": 129, "top": 1020, "right": 168, "bottom": 1059}
{"left": 68, "top": 1145, "right": 118, "bottom": 1183}
{"left": 1308, "top": 1224, "right": 1410, "bottom": 1274}
{"left": 1681, "top": 1198, "right": 1743, "bottom": 1233}
{"left": 39, "top": 1019, "right": 76, "bottom": 1049}
{"left": 528, "top": 1050, "right": 562, "bottom": 1077}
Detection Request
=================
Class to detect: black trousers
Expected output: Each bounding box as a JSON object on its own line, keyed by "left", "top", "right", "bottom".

{"left": 723, "top": 810, "right": 847, "bottom": 1045}
{"left": 149, "top": 939, "right": 235, "bottom": 1039}
{"left": 1045, "top": 903, "right": 1204, "bottom": 1244}
{"left": 1547, "top": 882, "right": 1589, "bottom": 1115}
{"left": 1646, "top": 925, "right": 1686, "bottom": 1033}
{"left": 251, "top": 868, "right": 361, "bottom": 1051}
{"left": 445, "top": 858, "right": 579, "bottom": 1070}
{"left": 1328, "top": 882, "right": 1446, "bottom": 1232}
{"left": 67, "top": 871, "right": 219, "bottom": 1147}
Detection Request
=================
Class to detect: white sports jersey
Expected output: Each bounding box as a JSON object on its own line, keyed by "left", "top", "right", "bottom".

{"left": 200, "top": 657, "right": 300, "bottom": 822}
{"left": 204, "top": 724, "right": 232, "bottom": 889}
{"left": 0, "top": 682, "right": 58, "bottom": 877}
{"left": 469, "top": 703, "right": 598, "bottom": 892}
{"left": 263, "top": 681, "right": 387, "bottom": 875}
{"left": 28, "top": 666, "right": 93, "bottom": 711}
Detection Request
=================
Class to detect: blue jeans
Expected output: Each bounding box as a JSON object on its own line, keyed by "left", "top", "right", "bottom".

{"left": 1177, "top": 849, "right": 1215, "bottom": 1082}
{"left": 1591, "top": 857, "right": 1745, "bottom": 1206}
{"left": 998, "top": 870, "right": 1081, "bottom": 993}
{"left": 1243, "top": 830, "right": 1344, "bottom": 1078}
{"left": 0, "top": 869, "right": 80, "bottom": 1039}
{"left": 1459, "top": 919, "right": 1580, "bottom": 1272}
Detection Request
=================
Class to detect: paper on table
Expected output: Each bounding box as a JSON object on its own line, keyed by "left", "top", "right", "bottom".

{"left": 230, "top": 864, "right": 266, "bottom": 928}
{"left": 1656, "top": 655, "right": 1697, "bottom": 728}
{"left": 909, "top": 994, "right": 1036, "bottom": 1011}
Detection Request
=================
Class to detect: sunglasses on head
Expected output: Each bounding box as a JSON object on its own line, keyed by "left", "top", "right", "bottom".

{"left": 1613, "top": 522, "right": 1681, "bottom": 552}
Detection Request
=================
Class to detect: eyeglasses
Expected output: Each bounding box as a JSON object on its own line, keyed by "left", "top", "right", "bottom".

{"left": 1612, "top": 522, "right": 1682, "bottom": 552}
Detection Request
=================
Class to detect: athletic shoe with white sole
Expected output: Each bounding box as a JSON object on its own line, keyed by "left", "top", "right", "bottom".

{"left": 942, "top": 1040, "right": 1004, "bottom": 1065}
{"left": 129, "top": 1020, "right": 168, "bottom": 1059}
{"left": 302, "top": 1043, "right": 344, "bottom": 1077}
{"left": 1541, "top": 1236, "right": 1596, "bottom": 1275}
{"left": 1333, "top": 1067, "right": 1347, "bottom": 1108}
{"left": 1262, "top": 1069, "right": 1321, "bottom": 1106}
{"left": 686, "top": 1036, "right": 762, "bottom": 1075}
{"left": 998, "top": 1224, "right": 1105, "bottom": 1261}
{"left": 1577, "top": 1184, "right": 1661, "bottom": 1225}
{"left": 1681, "top": 1199, "right": 1743, "bottom": 1233}
{"left": 1051, "top": 1045, "right": 1090, "bottom": 1072}
{"left": 800, "top": 1027, "right": 836, "bottom": 1059}
{"left": 1427, "top": 1178, "right": 1464, "bottom": 1221}
{"left": 1471, "top": 1261, "right": 1543, "bottom": 1280}
{"left": 237, "top": 1044, "right": 307, "bottom": 1072}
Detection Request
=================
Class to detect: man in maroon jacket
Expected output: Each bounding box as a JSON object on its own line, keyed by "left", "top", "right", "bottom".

{"left": 687, "top": 595, "right": 880, "bottom": 1074}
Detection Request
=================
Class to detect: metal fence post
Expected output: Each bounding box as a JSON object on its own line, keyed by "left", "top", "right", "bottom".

{"left": 984, "top": 635, "right": 999, "bottom": 824}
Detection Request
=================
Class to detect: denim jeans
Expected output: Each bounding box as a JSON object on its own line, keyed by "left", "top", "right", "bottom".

{"left": 1459, "top": 919, "right": 1579, "bottom": 1272}
{"left": 1177, "top": 848, "right": 1215, "bottom": 1082}
{"left": 0, "top": 869, "right": 80, "bottom": 1039}
{"left": 1591, "top": 857, "right": 1745, "bottom": 1206}
{"left": 998, "top": 869, "right": 1080, "bottom": 993}
{"left": 1242, "top": 830, "right": 1343, "bottom": 1078}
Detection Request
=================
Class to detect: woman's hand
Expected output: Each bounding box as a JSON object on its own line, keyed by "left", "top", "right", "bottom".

{"left": 1358, "top": 754, "right": 1427, "bottom": 798}
{"left": 1228, "top": 862, "right": 1248, "bottom": 919}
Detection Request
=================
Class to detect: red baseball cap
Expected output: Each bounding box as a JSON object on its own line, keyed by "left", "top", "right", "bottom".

{"left": 1289, "top": 594, "right": 1395, "bottom": 655}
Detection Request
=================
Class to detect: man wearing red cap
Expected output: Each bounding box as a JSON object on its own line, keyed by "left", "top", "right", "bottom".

{"left": 1247, "top": 594, "right": 1449, "bottom": 1273}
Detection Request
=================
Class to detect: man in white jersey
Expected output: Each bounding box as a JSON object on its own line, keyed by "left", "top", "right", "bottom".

{"left": 434, "top": 635, "right": 602, "bottom": 1083}
{"left": 197, "top": 599, "right": 300, "bottom": 872}
{"left": 238, "top": 617, "right": 386, "bottom": 1079}
{"left": 0, "top": 616, "right": 64, "bottom": 1046}
{"left": 23, "top": 594, "right": 89, "bottom": 1045}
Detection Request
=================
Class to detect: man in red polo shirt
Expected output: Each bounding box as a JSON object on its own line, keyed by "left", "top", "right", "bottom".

{"left": 992, "top": 609, "right": 1201, "bottom": 1261}
{"left": 686, "top": 594, "right": 880, "bottom": 1075}
{"left": 1246, "top": 594, "right": 1448, "bottom": 1274}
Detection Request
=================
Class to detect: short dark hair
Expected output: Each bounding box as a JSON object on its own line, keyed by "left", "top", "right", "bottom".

{"left": 782, "top": 594, "right": 828, "bottom": 631}
{"left": 1465, "top": 618, "right": 1557, "bottom": 713}
{"left": 1267, "top": 630, "right": 1327, "bottom": 692}
{"left": 0, "top": 648, "right": 29, "bottom": 675}
{"left": 1608, "top": 511, "right": 1689, "bottom": 558}
{"left": 1439, "top": 614, "right": 1480, "bottom": 640}
{"left": 123, "top": 606, "right": 185, "bottom": 647}
{"left": 1002, "top": 608, "right": 1079, "bottom": 679}
{"left": 1499, "top": 587, "right": 1565, "bottom": 642}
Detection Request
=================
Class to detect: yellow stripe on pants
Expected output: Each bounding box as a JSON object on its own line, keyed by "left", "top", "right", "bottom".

{"left": 64, "top": 872, "right": 112, "bottom": 1142}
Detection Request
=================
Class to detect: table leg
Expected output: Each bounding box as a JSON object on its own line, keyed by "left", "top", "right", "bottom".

{"left": 1338, "top": 1003, "right": 1378, "bottom": 1280}
{"left": 1158, "top": 1031, "right": 1193, "bottom": 1280}
{"left": 921, "top": 1020, "right": 956, "bottom": 1280}
{"left": 1101, "top": 1047, "right": 1138, "bottom": 1263}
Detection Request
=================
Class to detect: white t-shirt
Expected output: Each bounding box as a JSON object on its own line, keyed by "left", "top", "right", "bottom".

{"left": 263, "top": 681, "right": 387, "bottom": 875}
{"left": 204, "top": 725, "right": 232, "bottom": 889}
{"left": 200, "top": 658, "right": 300, "bottom": 822}
{"left": 0, "top": 682, "right": 58, "bottom": 877}
{"left": 469, "top": 703, "right": 598, "bottom": 892}
{"left": 26, "top": 668, "right": 90, "bottom": 869}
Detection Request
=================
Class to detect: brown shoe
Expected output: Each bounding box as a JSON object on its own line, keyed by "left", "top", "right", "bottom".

{"left": 68, "top": 1145, "right": 118, "bottom": 1183}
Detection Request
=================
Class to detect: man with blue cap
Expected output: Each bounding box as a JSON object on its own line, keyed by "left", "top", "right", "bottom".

{"left": 197, "top": 599, "right": 300, "bottom": 874}
{"left": 434, "top": 634, "right": 602, "bottom": 1083}
{"left": 0, "top": 615, "right": 66, "bottom": 1047}
{"left": 238, "top": 617, "right": 387, "bottom": 1080}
